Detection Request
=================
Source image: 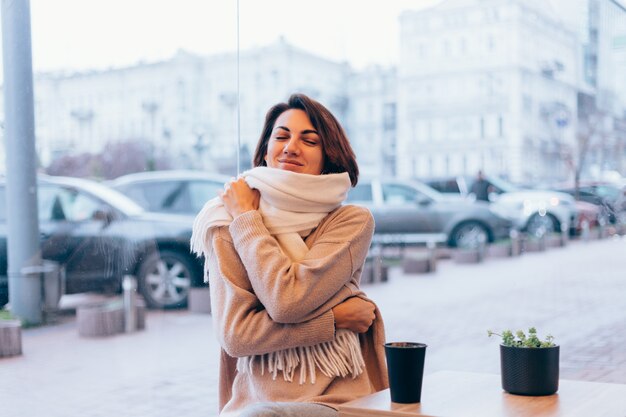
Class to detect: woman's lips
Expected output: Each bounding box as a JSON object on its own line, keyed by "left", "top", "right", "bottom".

{"left": 278, "top": 159, "right": 303, "bottom": 166}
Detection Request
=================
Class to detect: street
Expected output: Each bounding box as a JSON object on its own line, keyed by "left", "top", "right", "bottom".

{"left": 1, "top": 236, "right": 625, "bottom": 417}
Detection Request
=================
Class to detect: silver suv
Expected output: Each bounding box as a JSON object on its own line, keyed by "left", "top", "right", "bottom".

{"left": 347, "top": 178, "right": 514, "bottom": 248}
{"left": 425, "top": 175, "right": 577, "bottom": 237}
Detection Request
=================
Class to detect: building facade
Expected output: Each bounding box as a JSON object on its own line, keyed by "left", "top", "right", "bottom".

{"left": 345, "top": 65, "right": 397, "bottom": 178}
{"left": 1, "top": 1, "right": 624, "bottom": 181}
{"left": 1, "top": 38, "right": 350, "bottom": 176}
{"left": 396, "top": 0, "right": 580, "bottom": 183}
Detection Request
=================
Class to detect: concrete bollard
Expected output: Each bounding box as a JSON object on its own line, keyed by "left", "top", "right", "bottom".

{"left": 560, "top": 223, "right": 569, "bottom": 247}
{"left": 510, "top": 230, "right": 522, "bottom": 256}
{"left": 524, "top": 233, "right": 546, "bottom": 252}
{"left": 0, "top": 320, "right": 22, "bottom": 357}
{"left": 402, "top": 251, "right": 433, "bottom": 274}
{"left": 189, "top": 287, "right": 212, "bottom": 314}
{"left": 77, "top": 302, "right": 124, "bottom": 337}
{"left": 487, "top": 242, "right": 512, "bottom": 258}
{"left": 581, "top": 220, "right": 590, "bottom": 242}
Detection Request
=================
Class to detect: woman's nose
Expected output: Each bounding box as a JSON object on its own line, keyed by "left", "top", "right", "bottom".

{"left": 283, "top": 138, "right": 299, "bottom": 154}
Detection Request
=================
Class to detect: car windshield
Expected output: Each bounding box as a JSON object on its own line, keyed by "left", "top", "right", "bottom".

{"left": 487, "top": 176, "right": 519, "bottom": 193}
{"left": 406, "top": 180, "right": 443, "bottom": 201}
{"left": 590, "top": 185, "right": 621, "bottom": 200}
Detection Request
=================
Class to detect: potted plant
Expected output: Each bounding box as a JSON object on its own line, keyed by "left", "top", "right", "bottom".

{"left": 488, "top": 328, "right": 558, "bottom": 396}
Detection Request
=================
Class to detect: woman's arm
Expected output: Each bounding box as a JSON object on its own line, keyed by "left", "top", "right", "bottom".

{"left": 228, "top": 205, "right": 374, "bottom": 324}
{"left": 208, "top": 227, "right": 336, "bottom": 358}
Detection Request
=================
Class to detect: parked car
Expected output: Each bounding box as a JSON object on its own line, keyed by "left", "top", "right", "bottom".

{"left": 0, "top": 175, "right": 203, "bottom": 309}
{"left": 346, "top": 178, "right": 514, "bottom": 248}
{"left": 111, "top": 172, "right": 513, "bottom": 248}
{"left": 556, "top": 181, "right": 626, "bottom": 226}
{"left": 109, "top": 170, "right": 228, "bottom": 215}
{"left": 424, "top": 175, "right": 578, "bottom": 236}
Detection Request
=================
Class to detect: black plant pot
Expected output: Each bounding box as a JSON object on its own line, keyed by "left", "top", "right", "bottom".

{"left": 500, "top": 344, "right": 559, "bottom": 396}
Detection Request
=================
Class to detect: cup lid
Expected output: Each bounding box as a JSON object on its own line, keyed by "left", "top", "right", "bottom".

{"left": 385, "top": 342, "right": 427, "bottom": 348}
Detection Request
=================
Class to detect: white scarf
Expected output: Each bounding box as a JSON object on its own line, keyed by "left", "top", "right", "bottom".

{"left": 190, "top": 166, "right": 365, "bottom": 384}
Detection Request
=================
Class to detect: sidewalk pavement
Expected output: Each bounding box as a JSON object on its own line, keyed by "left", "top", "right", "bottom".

{"left": 2, "top": 236, "right": 626, "bottom": 417}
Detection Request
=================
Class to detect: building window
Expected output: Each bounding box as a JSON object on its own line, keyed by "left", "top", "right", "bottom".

{"left": 480, "top": 117, "right": 485, "bottom": 139}
{"left": 383, "top": 103, "right": 396, "bottom": 131}
{"left": 523, "top": 95, "right": 532, "bottom": 113}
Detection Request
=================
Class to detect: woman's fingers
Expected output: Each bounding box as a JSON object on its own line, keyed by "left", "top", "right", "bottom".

{"left": 332, "top": 297, "right": 376, "bottom": 333}
{"left": 219, "top": 178, "right": 260, "bottom": 217}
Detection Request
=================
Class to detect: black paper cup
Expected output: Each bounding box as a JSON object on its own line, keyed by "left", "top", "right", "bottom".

{"left": 385, "top": 342, "right": 427, "bottom": 403}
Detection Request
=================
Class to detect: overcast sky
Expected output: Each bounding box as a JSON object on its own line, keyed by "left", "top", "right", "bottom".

{"left": 3, "top": 0, "right": 623, "bottom": 81}
{"left": 0, "top": 0, "right": 439, "bottom": 80}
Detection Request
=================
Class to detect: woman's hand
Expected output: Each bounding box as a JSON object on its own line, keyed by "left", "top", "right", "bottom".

{"left": 219, "top": 178, "right": 260, "bottom": 218}
{"left": 332, "top": 297, "right": 376, "bottom": 333}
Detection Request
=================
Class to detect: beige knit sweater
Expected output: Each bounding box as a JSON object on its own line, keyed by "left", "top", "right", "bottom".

{"left": 206, "top": 205, "right": 388, "bottom": 416}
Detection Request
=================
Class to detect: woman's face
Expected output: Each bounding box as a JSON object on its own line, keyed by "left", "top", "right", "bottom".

{"left": 264, "top": 109, "right": 325, "bottom": 175}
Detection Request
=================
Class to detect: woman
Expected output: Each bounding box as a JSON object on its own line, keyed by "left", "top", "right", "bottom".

{"left": 191, "top": 93, "right": 388, "bottom": 417}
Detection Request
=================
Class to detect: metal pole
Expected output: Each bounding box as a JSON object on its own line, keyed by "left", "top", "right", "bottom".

{"left": 236, "top": 0, "right": 241, "bottom": 175}
{"left": 2, "top": 0, "right": 43, "bottom": 324}
{"left": 122, "top": 275, "right": 137, "bottom": 333}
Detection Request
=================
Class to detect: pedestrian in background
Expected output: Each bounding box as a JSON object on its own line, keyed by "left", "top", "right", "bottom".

{"left": 191, "top": 93, "right": 388, "bottom": 417}
{"left": 470, "top": 170, "right": 492, "bottom": 202}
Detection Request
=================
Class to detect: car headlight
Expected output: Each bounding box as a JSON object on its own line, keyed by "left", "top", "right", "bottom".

{"left": 523, "top": 200, "right": 536, "bottom": 216}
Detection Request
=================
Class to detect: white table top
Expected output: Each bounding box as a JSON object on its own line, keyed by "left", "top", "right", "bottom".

{"left": 338, "top": 370, "right": 626, "bottom": 417}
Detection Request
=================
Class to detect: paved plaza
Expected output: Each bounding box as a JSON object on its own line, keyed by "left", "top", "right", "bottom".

{"left": 2, "top": 236, "right": 626, "bottom": 417}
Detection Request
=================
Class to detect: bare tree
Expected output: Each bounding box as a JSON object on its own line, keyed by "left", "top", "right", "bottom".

{"left": 46, "top": 152, "right": 100, "bottom": 178}
{"left": 45, "top": 139, "right": 171, "bottom": 180}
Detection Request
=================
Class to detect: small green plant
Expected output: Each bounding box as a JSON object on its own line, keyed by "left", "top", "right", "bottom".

{"left": 0, "top": 309, "right": 16, "bottom": 321}
{"left": 488, "top": 327, "right": 555, "bottom": 348}
{"left": 0, "top": 309, "right": 36, "bottom": 328}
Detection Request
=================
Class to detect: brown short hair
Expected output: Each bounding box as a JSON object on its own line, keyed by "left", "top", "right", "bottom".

{"left": 252, "top": 93, "right": 359, "bottom": 186}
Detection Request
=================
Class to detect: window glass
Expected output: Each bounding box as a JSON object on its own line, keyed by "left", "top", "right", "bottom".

{"left": 440, "top": 180, "right": 461, "bottom": 193}
{"left": 57, "top": 187, "right": 102, "bottom": 222}
{"left": 382, "top": 183, "right": 422, "bottom": 204}
{"left": 0, "top": 1, "right": 625, "bottom": 414}
{"left": 38, "top": 185, "right": 64, "bottom": 221}
{"left": 0, "top": 187, "right": 5, "bottom": 221}
{"left": 346, "top": 183, "right": 372, "bottom": 203}
{"left": 124, "top": 182, "right": 181, "bottom": 212}
{"left": 188, "top": 180, "right": 224, "bottom": 213}
{"left": 592, "top": 185, "right": 619, "bottom": 200}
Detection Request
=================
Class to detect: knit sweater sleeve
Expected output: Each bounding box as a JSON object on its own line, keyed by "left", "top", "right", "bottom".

{"left": 207, "top": 227, "right": 336, "bottom": 358}
{"left": 228, "top": 205, "right": 375, "bottom": 324}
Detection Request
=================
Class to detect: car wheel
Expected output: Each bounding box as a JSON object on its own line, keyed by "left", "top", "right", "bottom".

{"left": 526, "top": 213, "right": 557, "bottom": 237}
{"left": 137, "top": 249, "right": 197, "bottom": 309}
{"left": 451, "top": 222, "right": 489, "bottom": 249}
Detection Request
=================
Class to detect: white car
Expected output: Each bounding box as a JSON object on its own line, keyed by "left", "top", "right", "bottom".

{"left": 425, "top": 176, "right": 577, "bottom": 237}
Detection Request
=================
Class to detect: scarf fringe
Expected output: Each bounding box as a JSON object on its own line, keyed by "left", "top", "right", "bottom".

{"left": 236, "top": 329, "right": 365, "bottom": 385}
